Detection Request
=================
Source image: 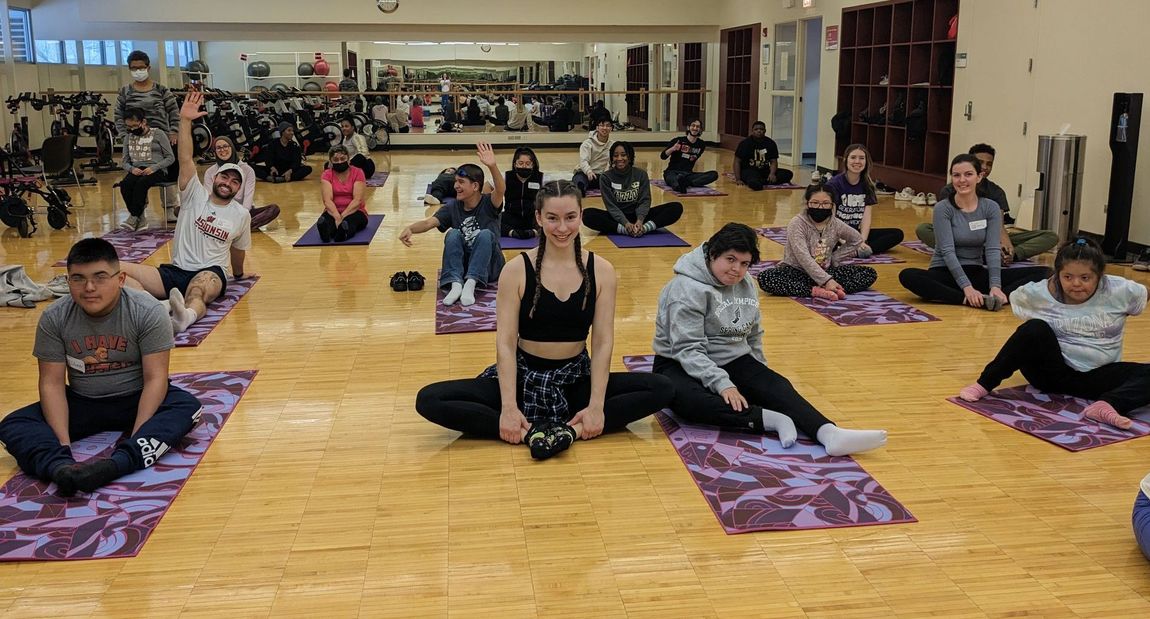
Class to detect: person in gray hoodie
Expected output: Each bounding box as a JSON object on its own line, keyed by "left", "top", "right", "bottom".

{"left": 571, "top": 119, "right": 613, "bottom": 194}
{"left": 651, "top": 223, "right": 887, "bottom": 457}
{"left": 582, "top": 141, "right": 683, "bottom": 236}
{"left": 118, "top": 107, "right": 175, "bottom": 232}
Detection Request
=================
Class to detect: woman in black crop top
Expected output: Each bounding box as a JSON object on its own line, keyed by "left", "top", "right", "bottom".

{"left": 416, "top": 180, "right": 673, "bottom": 460}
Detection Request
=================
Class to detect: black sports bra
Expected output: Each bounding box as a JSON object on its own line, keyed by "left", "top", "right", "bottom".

{"left": 518, "top": 252, "right": 597, "bottom": 342}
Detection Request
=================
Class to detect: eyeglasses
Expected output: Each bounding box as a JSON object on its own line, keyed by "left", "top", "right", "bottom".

{"left": 68, "top": 271, "right": 121, "bottom": 286}
{"left": 807, "top": 201, "right": 834, "bottom": 208}
{"left": 214, "top": 145, "right": 232, "bottom": 151}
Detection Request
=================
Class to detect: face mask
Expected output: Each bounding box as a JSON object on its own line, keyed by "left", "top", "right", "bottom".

{"left": 515, "top": 168, "right": 532, "bottom": 178}
{"left": 332, "top": 162, "right": 350, "bottom": 173}
{"left": 130, "top": 69, "right": 149, "bottom": 82}
{"left": 807, "top": 208, "right": 832, "bottom": 223}
{"left": 129, "top": 127, "right": 146, "bottom": 136}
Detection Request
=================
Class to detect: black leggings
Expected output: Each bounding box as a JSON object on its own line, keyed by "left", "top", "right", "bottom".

{"left": 318, "top": 210, "right": 368, "bottom": 242}
{"left": 119, "top": 171, "right": 165, "bottom": 216}
{"left": 865, "top": 228, "right": 905, "bottom": 254}
{"left": 571, "top": 172, "right": 601, "bottom": 195}
{"left": 899, "top": 265, "right": 1050, "bottom": 304}
{"left": 757, "top": 263, "right": 877, "bottom": 297}
{"left": 351, "top": 154, "right": 376, "bottom": 179}
{"left": 253, "top": 164, "right": 313, "bottom": 181}
{"left": 978, "top": 319, "right": 1150, "bottom": 414}
{"left": 415, "top": 372, "right": 673, "bottom": 438}
{"left": 581, "top": 202, "right": 684, "bottom": 235}
{"left": 663, "top": 169, "right": 719, "bottom": 190}
{"left": 652, "top": 354, "right": 834, "bottom": 438}
{"left": 740, "top": 167, "right": 794, "bottom": 190}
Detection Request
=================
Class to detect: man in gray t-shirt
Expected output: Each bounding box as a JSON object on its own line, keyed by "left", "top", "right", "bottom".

{"left": 0, "top": 239, "right": 203, "bottom": 497}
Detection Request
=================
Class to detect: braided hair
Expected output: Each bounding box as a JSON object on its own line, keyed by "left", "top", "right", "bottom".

{"left": 528, "top": 179, "right": 591, "bottom": 318}
{"left": 1051, "top": 236, "right": 1107, "bottom": 302}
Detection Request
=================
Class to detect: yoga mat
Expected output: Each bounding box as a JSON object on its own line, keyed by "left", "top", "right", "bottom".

{"left": 607, "top": 230, "right": 690, "bottom": 248}
{"left": 747, "top": 260, "right": 780, "bottom": 277}
{"left": 755, "top": 227, "right": 906, "bottom": 265}
{"left": 722, "top": 172, "right": 802, "bottom": 190}
{"left": 435, "top": 273, "right": 498, "bottom": 334}
{"left": 292, "top": 214, "right": 385, "bottom": 247}
{"left": 900, "top": 240, "right": 1041, "bottom": 269}
{"left": 650, "top": 179, "right": 728, "bottom": 197}
{"left": 500, "top": 236, "right": 538, "bottom": 250}
{"left": 948, "top": 386, "right": 1150, "bottom": 452}
{"left": 622, "top": 355, "right": 916, "bottom": 534}
{"left": 53, "top": 228, "right": 175, "bottom": 267}
{"left": 174, "top": 276, "right": 259, "bottom": 347}
{"left": 583, "top": 189, "right": 601, "bottom": 198}
{"left": 365, "top": 171, "right": 390, "bottom": 187}
{"left": 0, "top": 370, "right": 257, "bottom": 561}
{"left": 792, "top": 290, "right": 939, "bottom": 327}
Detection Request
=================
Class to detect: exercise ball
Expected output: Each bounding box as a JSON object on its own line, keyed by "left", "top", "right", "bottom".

{"left": 185, "top": 60, "right": 210, "bottom": 81}
{"left": 297, "top": 62, "right": 314, "bottom": 76}
{"left": 302, "top": 81, "right": 322, "bottom": 92}
{"left": 271, "top": 83, "right": 289, "bottom": 92}
{"left": 247, "top": 61, "right": 271, "bottom": 78}
{"left": 323, "top": 81, "right": 339, "bottom": 92}
{"left": 313, "top": 58, "right": 331, "bottom": 76}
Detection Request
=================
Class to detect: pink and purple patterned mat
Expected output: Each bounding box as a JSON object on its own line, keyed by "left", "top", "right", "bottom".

{"left": 623, "top": 355, "right": 915, "bottom": 534}
{"left": 755, "top": 227, "right": 906, "bottom": 265}
{"left": 948, "top": 385, "right": 1150, "bottom": 451}
{"left": 650, "top": 179, "right": 728, "bottom": 197}
{"left": 174, "top": 276, "right": 259, "bottom": 347}
{"left": 434, "top": 275, "right": 498, "bottom": 334}
{"left": 721, "top": 172, "right": 802, "bottom": 190}
{"left": 792, "top": 290, "right": 939, "bottom": 327}
{"left": 0, "top": 370, "right": 257, "bottom": 561}
{"left": 53, "top": 228, "right": 175, "bottom": 267}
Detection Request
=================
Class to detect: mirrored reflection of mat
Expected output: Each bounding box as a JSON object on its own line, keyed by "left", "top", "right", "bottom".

{"left": 365, "top": 171, "right": 390, "bottom": 187}
{"left": 174, "top": 276, "right": 259, "bottom": 347}
{"left": 622, "top": 355, "right": 916, "bottom": 534}
{"left": 500, "top": 236, "right": 538, "bottom": 249}
{"left": 53, "top": 228, "right": 175, "bottom": 267}
{"left": 755, "top": 227, "right": 905, "bottom": 265}
{"left": 607, "top": 230, "right": 689, "bottom": 248}
{"left": 0, "top": 370, "right": 257, "bottom": 561}
{"left": 650, "top": 179, "right": 728, "bottom": 197}
{"left": 435, "top": 273, "right": 498, "bottom": 334}
{"left": 721, "top": 172, "right": 803, "bottom": 190}
{"left": 948, "top": 385, "right": 1150, "bottom": 451}
{"left": 792, "top": 290, "right": 939, "bottom": 327}
{"left": 900, "top": 240, "right": 1041, "bottom": 269}
{"left": 292, "top": 214, "right": 385, "bottom": 247}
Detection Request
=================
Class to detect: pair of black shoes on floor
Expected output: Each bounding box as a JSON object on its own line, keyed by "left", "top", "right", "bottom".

{"left": 52, "top": 458, "right": 120, "bottom": 497}
{"left": 390, "top": 271, "right": 425, "bottom": 291}
{"left": 526, "top": 421, "right": 577, "bottom": 460}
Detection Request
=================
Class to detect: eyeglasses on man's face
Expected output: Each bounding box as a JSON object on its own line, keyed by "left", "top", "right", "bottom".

{"left": 68, "top": 271, "right": 121, "bottom": 286}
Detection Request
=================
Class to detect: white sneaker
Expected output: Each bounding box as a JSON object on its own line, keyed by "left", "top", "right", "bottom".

{"left": 120, "top": 215, "right": 139, "bottom": 230}
{"left": 911, "top": 192, "right": 928, "bottom": 206}
{"left": 926, "top": 193, "right": 937, "bottom": 206}
{"left": 134, "top": 212, "right": 148, "bottom": 231}
{"left": 823, "top": 172, "right": 833, "bottom": 183}
{"left": 894, "top": 187, "right": 915, "bottom": 201}
{"left": 809, "top": 170, "right": 821, "bottom": 184}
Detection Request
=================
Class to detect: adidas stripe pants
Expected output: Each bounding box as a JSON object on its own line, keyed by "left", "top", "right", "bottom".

{"left": 0, "top": 383, "right": 202, "bottom": 482}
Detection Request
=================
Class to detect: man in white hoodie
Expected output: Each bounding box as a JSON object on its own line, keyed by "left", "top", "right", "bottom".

{"left": 571, "top": 119, "right": 613, "bottom": 195}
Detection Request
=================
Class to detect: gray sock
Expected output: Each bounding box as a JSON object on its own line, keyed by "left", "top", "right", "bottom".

{"left": 761, "top": 408, "right": 797, "bottom": 448}
{"left": 616, "top": 223, "right": 628, "bottom": 234}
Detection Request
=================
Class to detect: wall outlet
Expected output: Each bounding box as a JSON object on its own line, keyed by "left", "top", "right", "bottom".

{"left": 507, "top": 135, "right": 522, "bottom": 141}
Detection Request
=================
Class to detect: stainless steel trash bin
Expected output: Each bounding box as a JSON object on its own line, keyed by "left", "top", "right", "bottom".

{"left": 1033, "top": 134, "right": 1086, "bottom": 242}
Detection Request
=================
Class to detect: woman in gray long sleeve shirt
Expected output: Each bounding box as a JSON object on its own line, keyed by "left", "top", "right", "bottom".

{"left": 898, "top": 154, "right": 1049, "bottom": 310}
{"left": 581, "top": 141, "right": 684, "bottom": 237}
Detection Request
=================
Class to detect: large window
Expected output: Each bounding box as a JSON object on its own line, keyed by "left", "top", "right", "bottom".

{"left": 165, "top": 41, "right": 200, "bottom": 68}
{"left": 2, "top": 8, "right": 33, "bottom": 62}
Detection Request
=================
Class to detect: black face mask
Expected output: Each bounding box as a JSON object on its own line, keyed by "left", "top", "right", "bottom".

{"left": 332, "top": 162, "right": 350, "bottom": 173}
{"left": 130, "top": 127, "right": 146, "bottom": 136}
{"left": 807, "top": 208, "right": 832, "bottom": 223}
{"left": 515, "top": 168, "right": 533, "bottom": 179}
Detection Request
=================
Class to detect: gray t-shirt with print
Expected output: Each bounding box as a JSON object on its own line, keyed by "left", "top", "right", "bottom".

{"left": 434, "top": 194, "right": 502, "bottom": 247}
{"left": 33, "top": 288, "right": 174, "bottom": 398}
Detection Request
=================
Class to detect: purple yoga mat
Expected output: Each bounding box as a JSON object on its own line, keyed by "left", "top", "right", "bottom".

{"left": 500, "top": 236, "right": 538, "bottom": 249}
{"left": 435, "top": 274, "right": 498, "bottom": 334}
{"left": 791, "top": 289, "right": 939, "bottom": 327}
{"left": 948, "top": 386, "right": 1150, "bottom": 451}
{"left": 0, "top": 370, "right": 257, "bottom": 561}
{"left": 650, "top": 179, "right": 728, "bottom": 197}
{"left": 622, "top": 355, "right": 915, "bottom": 534}
{"left": 365, "top": 171, "right": 390, "bottom": 187}
{"left": 755, "top": 227, "right": 906, "bottom": 265}
{"left": 721, "top": 172, "right": 802, "bottom": 190}
{"left": 900, "top": 240, "right": 1040, "bottom": 269}
{"left": 747, "top": 260, "right": 780, "bottom": 277}
{"left": 292, "top": 214, "right": 385, "bottom": 247}
{"left": 53, "top": 228, "right": 175, "bottom": 267}
{"left": 174, "top": 276, "right": 259, "bottom": 347}
{"left": 607, "top": 230, "right": 690, "bottom": 248}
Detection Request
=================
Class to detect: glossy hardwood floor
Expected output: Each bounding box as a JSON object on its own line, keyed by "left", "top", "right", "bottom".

{"left": 1, "top": 147, "right": 1148, "bottom": 618}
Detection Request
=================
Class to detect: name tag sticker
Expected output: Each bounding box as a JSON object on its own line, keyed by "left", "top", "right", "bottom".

{"left": 969, "top": 219, "right": 988, "bottom": 231}
{"left": 66, "top": 355, "right": 86, "bottom": 373}
{"left": 611, "top": 183, "right": 623, "bottom": 190}
{"left": 527, "top": 182, "right": 540, "bottom": 189}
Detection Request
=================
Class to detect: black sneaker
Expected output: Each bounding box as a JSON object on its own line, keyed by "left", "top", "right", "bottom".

{"left": 527, "top": 421, "right": 576, "bottom": 461}
{"left": 1134, "top": 248, "right": 1150, "bottom": 272}
{"left": 407, "top": 271, "right": 425, "bottom": 291}
{"left": 390, "top": 272, "right": 409, "bottom": 292}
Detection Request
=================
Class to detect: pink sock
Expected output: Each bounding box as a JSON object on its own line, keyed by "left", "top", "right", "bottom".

{"left": 959, "top": 384, "right": 989, "bottom": 402}
{"left": 834, "top": 287, "right": 847, "bottom": 300}
{"left": 811, "top": 287, "right": 838, "bottom": 300}
{"left": 1083, "top": 400, "right": 1132, "bottom": 430}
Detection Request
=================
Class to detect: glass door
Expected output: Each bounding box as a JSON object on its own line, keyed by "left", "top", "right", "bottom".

{"left": 770, "top": 21, "right": 799, "bottom": 164}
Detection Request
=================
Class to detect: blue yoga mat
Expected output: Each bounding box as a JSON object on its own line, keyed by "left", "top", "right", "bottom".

{"left": 607, "top": 230, "right": 689, "bottom": 248}
{"left": 293, "top": 214, "right": 385, "bottom": 247}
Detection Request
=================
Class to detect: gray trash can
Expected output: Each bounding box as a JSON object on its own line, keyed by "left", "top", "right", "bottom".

{"left": 1032, "top": 134, "right": 1086, "bottom": 242}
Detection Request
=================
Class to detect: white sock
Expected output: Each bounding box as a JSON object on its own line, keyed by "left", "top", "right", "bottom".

{"left": 167, "top": 288, "right": 199, "bottom": 334}
{"left": 460, "top": 279, "right": 478, "bottom": 306}
{"left": 761, "top": 408, "right": 797, "bottom": 448}
{"left": 643, "top": 220, "right": 657, "bottom": 232}
{"left": 616, "top": 223, "right": 628, "bottom": 234}
{"left": 160, "top": 299, "right": 171, "bottom": 314}
{"left": 816, "top": 424, "right": 887, "bottom": 457}
{"left": 442, "top": 282, "right": 463, "bottom": 305}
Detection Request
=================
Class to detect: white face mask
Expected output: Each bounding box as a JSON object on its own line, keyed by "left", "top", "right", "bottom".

{"left": 130, "top": 69, "right": 149, "bottom": 82}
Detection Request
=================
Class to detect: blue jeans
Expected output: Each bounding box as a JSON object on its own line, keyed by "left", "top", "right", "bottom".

{"left": 440, "top": 94, "right": 451, "bottom": 112}
{"left": 440, "top": 228, "right": 503, "bottom": 288}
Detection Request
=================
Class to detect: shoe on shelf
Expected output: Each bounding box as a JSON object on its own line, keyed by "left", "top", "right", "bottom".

{"left": 406, "top": 271, "right": 425, "bottom": 291}
{"left": 1133, "top": 248, "right": 1150, "bottom": 271}
{"left": 894, "top": 187, "right": 915, "bottom": 201}
{"left": 911, "top": 192, "right": 928, "bottom": 206}
{"left": 926, "top": 193, "right": 938, "bottom": 206}
{"left": 120, "top": 215, "right": 139, "bottom": 230}
{"left": 879, "top": 74, "right": 890, "bottom": 85}
{"left": 390, "top": 272, "right": 409, "bottom": 292}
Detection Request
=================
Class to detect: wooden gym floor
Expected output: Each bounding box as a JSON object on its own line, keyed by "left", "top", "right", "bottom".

{"left": 0, "top": 147, "right": 1148, "bottom": 618}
